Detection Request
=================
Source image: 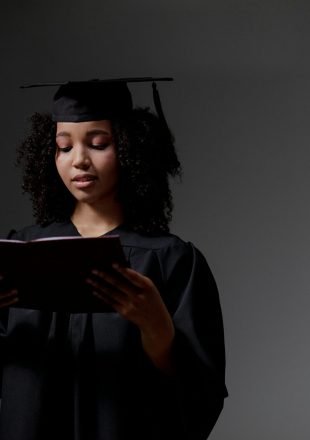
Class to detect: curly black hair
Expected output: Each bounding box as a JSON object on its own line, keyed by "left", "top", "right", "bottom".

{"left": 16, "top": 108, "right": 182, "bottom": 234}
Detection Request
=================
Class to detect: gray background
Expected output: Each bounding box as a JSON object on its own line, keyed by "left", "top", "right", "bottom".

{"left": 1, "top": 0, "right": 309, "bottom": 438}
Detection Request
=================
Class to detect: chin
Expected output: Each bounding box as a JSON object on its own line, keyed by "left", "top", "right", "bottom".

{"left": 74, "top": 193, "right": 99, "bottom": 204}
{"left": 72, "top": 190, "right": 117, "bottom": 206}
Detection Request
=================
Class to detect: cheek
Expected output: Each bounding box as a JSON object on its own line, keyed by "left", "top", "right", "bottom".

{"left": 99, "top": 152, "right": 120, "bottom": 179}
{"left": 99, "top": 161, "right": 119, "bottom": 184}
{"left": 109, "top": 157, "right": 120, "bottom": 182}
{"left": 54, "top": 156, "right": 67, "bottom": 181}
{"left": 54, "top": 156, "right": 61, "bottom": 175}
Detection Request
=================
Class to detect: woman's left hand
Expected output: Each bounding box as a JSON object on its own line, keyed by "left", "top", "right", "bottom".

{"left": 86, "top": 265, "right": 175, "bottom": 373}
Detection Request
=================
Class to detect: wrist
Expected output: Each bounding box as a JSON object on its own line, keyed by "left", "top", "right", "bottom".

{"left": 141, "top": 322, "right": 176, "bottom": 374}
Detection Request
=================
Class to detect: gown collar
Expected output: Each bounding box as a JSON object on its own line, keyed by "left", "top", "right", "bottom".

{"left": 69, "top": 220, "right": 125, "bottom": 238}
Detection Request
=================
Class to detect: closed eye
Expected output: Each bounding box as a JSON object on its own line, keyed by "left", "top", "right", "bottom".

{"left": 56, "top": 143, "right": 111, "bottom": 153}
{"left": 90, "top": 143, "right": 110, "bottom": 150}
{"left": 57, "top": 146, "right": 72, "bottom": 153}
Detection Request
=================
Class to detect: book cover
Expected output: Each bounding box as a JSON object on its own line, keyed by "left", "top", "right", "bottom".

{"left": 0, "top": 235, "right": 127, "bottom": 312}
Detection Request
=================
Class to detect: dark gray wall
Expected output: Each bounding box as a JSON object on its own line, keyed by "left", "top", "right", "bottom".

{"left": 1, "top": 1, "right": 310, "bottom": 438}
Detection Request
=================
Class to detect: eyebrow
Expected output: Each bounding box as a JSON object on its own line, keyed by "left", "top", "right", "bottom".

{"left": 56, "top": 129, "right": 111, "bottom": 138}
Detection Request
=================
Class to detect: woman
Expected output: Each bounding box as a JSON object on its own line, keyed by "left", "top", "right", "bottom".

{"left": 0, "top": 78, "right": 227, "bottom": 440}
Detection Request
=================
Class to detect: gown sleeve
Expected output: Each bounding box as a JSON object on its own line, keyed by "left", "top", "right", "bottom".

{"left": 148, "top": 241, "right": 228, "bottom": 440}
{"left": 0, "top": 310, "right": 8, "bottom": 400}
{"left": 0, "top": 229, "right": 19, "bottom": 400}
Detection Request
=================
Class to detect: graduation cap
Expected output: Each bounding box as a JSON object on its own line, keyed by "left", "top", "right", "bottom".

{"left": 21, "top": 77, "right": 173, "bottom": 130}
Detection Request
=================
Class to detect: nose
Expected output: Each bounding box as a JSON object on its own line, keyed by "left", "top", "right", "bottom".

{"left": 72, "top": 145, "right": 91, "bottom": 169}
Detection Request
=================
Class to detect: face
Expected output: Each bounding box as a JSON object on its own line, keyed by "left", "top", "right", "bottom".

{"left": 55, "top": 120, "right": 119, "bottom": 207}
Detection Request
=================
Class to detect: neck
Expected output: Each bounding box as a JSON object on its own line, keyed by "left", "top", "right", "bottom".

{"left": 71, "top": 200, "right": 124, "bottom": 237}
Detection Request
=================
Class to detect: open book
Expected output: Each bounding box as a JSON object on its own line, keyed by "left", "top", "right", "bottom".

{"left": 0, "top": 235, "right": 127, "bottom": 312}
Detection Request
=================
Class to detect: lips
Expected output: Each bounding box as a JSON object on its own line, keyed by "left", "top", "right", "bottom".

{"left": 72, "top": 174, "right": 97, "bottom": 182}
{"left": 71, "top": 174, "right": 98, "bottom": 189}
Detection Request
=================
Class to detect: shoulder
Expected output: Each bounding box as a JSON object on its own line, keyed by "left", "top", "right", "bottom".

{"left": 8, "top": 221, "right": 74, "bottom": 241}
{"left": 119, "top": 228, "right": 193, "bottom": 253}
{"left": 119, "top": 228, "right": 209, "bottom": 273}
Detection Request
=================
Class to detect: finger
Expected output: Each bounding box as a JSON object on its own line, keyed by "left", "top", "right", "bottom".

{"left": 85, "top": 277, "right": 126, "bottom": 303}
{"left": 91, "top": 289, "right": 116, "bottom": 306}
{"left": 90, "top": 269, "right": 135, "bottom": 296}
{"left": 0, "top": 294, "right": 19, "bottom": 309}
{"left": 112, "top": 264, "right": 148, "bottom": 288}
{"left": 0, "top": 296, "right": 19, "bottom": 307}
{"left": 0, "top": 299, "right": 19, "bottom": 309}
{"left": 0, "top": 289, "right": 18, "bottom": 301}
{"left": 91, "top": 286, "right": 124, "bottom": 311}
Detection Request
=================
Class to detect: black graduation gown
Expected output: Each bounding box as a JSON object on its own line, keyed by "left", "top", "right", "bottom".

{"left": 0, "top": 221, "right": 228, "bottom": 440}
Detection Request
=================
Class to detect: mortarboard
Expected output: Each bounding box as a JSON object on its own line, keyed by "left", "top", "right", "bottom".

{"left": 21, "top": 77, "right": 173, "bottom": 129}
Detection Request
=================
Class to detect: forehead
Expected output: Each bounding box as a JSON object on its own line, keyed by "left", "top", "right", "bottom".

{"left": 56, "top": 120, "right": 112, "bottom": 136}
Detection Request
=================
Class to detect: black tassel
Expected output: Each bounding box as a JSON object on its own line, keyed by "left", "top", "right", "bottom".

{"left": 152, "top": 82, "right": 170, "bottom": 135}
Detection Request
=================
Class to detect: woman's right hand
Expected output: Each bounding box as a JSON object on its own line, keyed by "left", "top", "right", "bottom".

{"left": 0, "top": 274, "right": 18, "bottom": 309}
